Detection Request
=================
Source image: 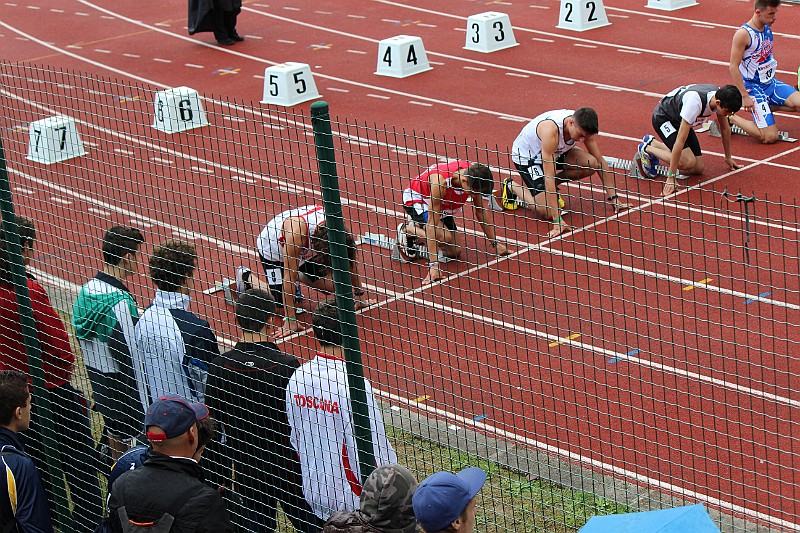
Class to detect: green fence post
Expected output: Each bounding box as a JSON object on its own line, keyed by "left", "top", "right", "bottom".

{"left": 310, "top": 101, "right": 377, "bottom": 482}
{"left": 0, "top": 136, "right": 74, "bottom": 532}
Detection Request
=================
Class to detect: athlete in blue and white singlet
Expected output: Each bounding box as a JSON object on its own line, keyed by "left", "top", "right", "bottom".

{"left": 729, "top": 0, "right": 799, "bottom": 143}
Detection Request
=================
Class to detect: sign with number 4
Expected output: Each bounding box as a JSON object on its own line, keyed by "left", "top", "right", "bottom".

{"left": 557, "top": 0, "right": 610, "bottom": 32}
{"left": 375, "top": 35, "right": 432, "bottom": 78}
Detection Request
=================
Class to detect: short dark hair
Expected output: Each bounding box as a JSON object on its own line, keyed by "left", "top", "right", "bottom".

{"left": 464, "top": 163, "right": 494, "bottom": 196}
{"left": 0, "top": 216, "right": 36, "bottom": 283}
{"left": 309, "top": 224, "right": 357, "bottom": 270}
{"left": 195, "top": 415, "right": 218, "bottom": 451}
{"left": 312, "top": 299, "right": 343, "bottom": 347}
{"left": 716, "top": 85, "right": 743, "bottom": 113}
{"left": 102, "top": 225, "right": 144, "bottom": 266}
{"left": 236, "top": 289, "right": 276, "bottom": 333}
{"left": 0, "top": 371, "right": 29, "bottom": 427}
{"left": 573, "top": 107, "right": 599, "bottom": 135}
{"left": 755, "top": 0, "right": 780, "bottom": 10}
{"left": 149, "top": 240, "right": 197, "bottom": 292}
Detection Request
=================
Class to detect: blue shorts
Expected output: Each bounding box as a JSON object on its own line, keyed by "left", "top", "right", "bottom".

{"left": 744, "top": 79, "right": 798, "bottom": 128}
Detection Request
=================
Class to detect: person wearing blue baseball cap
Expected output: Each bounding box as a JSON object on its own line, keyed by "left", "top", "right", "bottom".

{"left": 412, "top": 467, "right": 486, "bottom": 533}
{"left": 106, "top": 397, "right": 235, "bottom": 532}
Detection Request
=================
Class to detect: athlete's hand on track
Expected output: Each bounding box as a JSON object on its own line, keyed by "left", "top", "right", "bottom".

{"left": 423, "top": 265, "right": 444, "bottom": 284}
{"left": 613, "top": 201, "right": 633, "bottom": 213}
{"left": 548, "top": 221, "right": 572, "bottom": 238}
{"left": 277, "top": 318, "right": 304, "bottom": 338}
{"left": 726, "top": 157, "right": 743, "bottom": 170}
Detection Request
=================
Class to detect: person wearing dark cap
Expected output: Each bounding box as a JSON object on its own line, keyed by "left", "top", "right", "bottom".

{"left": 107, "top": 397, "right": 234, "bottom": 532}
{"left": 412, "top": 468, "right": 486, "bottom": 533}
{"left": 323, "top": 463, "right": 420, "bottom": 533}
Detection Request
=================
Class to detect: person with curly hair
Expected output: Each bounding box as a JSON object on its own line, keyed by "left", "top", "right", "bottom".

{"left": 134, "top": 240, "right": 220, "bottom": 403}
{"left": 256, "top": 205, "right": 375, "bottom": 338}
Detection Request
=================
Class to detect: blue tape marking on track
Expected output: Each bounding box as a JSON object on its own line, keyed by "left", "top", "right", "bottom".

{"left": 609, "top": 349, "right": 639, "bottom": 364}
{"left": 473, "top": 414, "right": 488, "bottom": 422}
{"left": 744, "top": 291, "right": 771, "bottom": 304}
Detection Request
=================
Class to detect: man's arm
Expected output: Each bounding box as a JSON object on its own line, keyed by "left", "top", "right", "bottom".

{"left": 536, "top": 121, "right": 568, "bottom": 237}
{"left": 423, "top": 172, "right": 447, "bottom": 284}
{"left": 278, "top": 217, "right": 307, "bottom": 336}
{"left": 729, "top": 28, "right": 754, "bottom": 112}
{"left": 583, "top": 137, "right": 631, "bottom": 212}
{"left": 10, "top": 460, "right": 55, "bottom": 533}
{"left": 470, "top": 192, "right": 508, "bottom": 256}
{"left": 668, "top": 120, "right": 693, "bottom": 176}
{"left": 717, "top": 115, "right": 742, "bottom": 170}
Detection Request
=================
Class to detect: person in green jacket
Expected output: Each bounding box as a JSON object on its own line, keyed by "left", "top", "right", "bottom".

{"left": 73, "top": 226, "right": 145, "bottom": 459}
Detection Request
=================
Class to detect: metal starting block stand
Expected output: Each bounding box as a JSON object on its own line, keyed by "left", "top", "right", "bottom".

{"left": 707, "top": 119, "right": 797, "bottom": 142}
{"left": 604, "top": 156, "right": 686, "bottom": 180}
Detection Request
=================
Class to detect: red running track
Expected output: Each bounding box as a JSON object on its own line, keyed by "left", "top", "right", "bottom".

{"left": 2, "top": 0, "right": 800, "bottom": 528}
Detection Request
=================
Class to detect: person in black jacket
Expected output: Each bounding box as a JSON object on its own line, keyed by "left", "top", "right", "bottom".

{"left": 205, "top": 288, "right": 322, "bottom": 533}
{"left": 108, "top": 397, "right": 235, "bottom": 533}
{"left": 0, "top": 370, "right": 54, "bottom": 532}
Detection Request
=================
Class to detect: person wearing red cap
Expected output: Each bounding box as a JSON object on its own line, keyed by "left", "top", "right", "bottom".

{"left": 107, "top": 397, "right": 234, "bottom": 532}
{"left": 412, "top": 467, "right": 487, "bottom": 533}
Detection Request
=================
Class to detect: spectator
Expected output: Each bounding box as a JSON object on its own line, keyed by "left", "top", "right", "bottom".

{"left": 135, "top": 240, "right": 220, "bottom": 403}
{"left": 73, "top": 225, "right": 146, "bottom": 459}
{"left": 0, "top": 370, "right": 54, "bottom": 532}
{"left": 286, "top": 299, "right": 398, "bottom": 521}
{"left": 412, "top": 468, "right": 486, "bottom": 533}
{"left": 188, "top": 0, "right": 244, "bottom": 46}
{"left": 0, "top": 217, "right": 104, "bottom": 528}
{"left": 96, "top": 414, "right": 218, "bottom": 532}
{"left": 205, "top": 288, "right": 322, "bottom": 533}
{"left": 108, "top": 397, "right": 234, "bottom": 532}
{"left": 323, "top": 463, "right": 419, "bottom": 533}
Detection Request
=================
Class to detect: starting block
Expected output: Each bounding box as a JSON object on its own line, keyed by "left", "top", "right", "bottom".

{"left": 261, "top": 62, "right": 321, "bottom": 107}
{"left": 707, "top": 120, "right": 797, "bottom": 142}
{"left": 153, "top": 87, "right": 208, "bottom": 134}
{"left": 557, "top": 0, "right": 610, "bottom": 32}
{"left": 646, "top": 0, "right": 698, "bottom": 11}
{"left": 376, "top": 35, "right": 432, "bottom": 78}
{"left": 464, "top": 12, "right": 518, "bottom": 53}
{"left": 27, "top": 116, "right": 87, "bottom": 165}
{"left": 604, "top": 156, "right": 686, "bottom": 180}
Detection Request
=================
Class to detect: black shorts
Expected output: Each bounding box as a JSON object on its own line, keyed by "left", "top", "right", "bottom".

{"left": 86, "top": 368, "right": 142, "bottom": 439}
{"left": 652, "top": 115, "right": 702, "bottom": 157}
{"left": 403, "top": 204, "right": 457, "bottom": 232}
{"left": 514, "top": 153, "right": 568, "bottom": 196}
{"left": 259, "top": 254, "right": 328, "bottom": 307}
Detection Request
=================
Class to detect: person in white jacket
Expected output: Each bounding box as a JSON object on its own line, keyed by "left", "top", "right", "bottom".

{"left": 286, "top": 300, "right": 397, "bottom": 521}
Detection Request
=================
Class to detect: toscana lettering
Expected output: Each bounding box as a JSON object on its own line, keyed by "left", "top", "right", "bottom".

{"left": 293, "top": 394, "right": 341, "bottom": 413}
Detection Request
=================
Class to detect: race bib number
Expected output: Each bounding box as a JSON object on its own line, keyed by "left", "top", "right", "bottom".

{"left": 757, "top": 59, "right": 777, "bottom": 83}
{"left": 528, "top": 164, "right": 544, "bottom": 176}
{"left": 659, "top": 121, "right": 677, "bottom": 138}
{"left": 264, "top": 267, "right": 283, "bottom": 287}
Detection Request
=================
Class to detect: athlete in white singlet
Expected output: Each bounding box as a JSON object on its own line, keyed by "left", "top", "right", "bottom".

{"left": 729, "top": 0, "right": 800, "bottom": 143}
{"left": 256, "top": 205, "right": 375, "bottom": 337}
{"left": 504, "top": 107, "right": 630, "bottom": 237}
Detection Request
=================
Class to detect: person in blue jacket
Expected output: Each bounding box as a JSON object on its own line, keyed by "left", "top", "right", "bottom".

{"left": 0, "top": 370, "right": 54, "bottom": 532}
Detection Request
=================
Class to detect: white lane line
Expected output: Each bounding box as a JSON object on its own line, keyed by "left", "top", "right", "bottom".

{"left": 402, "top": 294, "right": 799, "bottom": 407}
